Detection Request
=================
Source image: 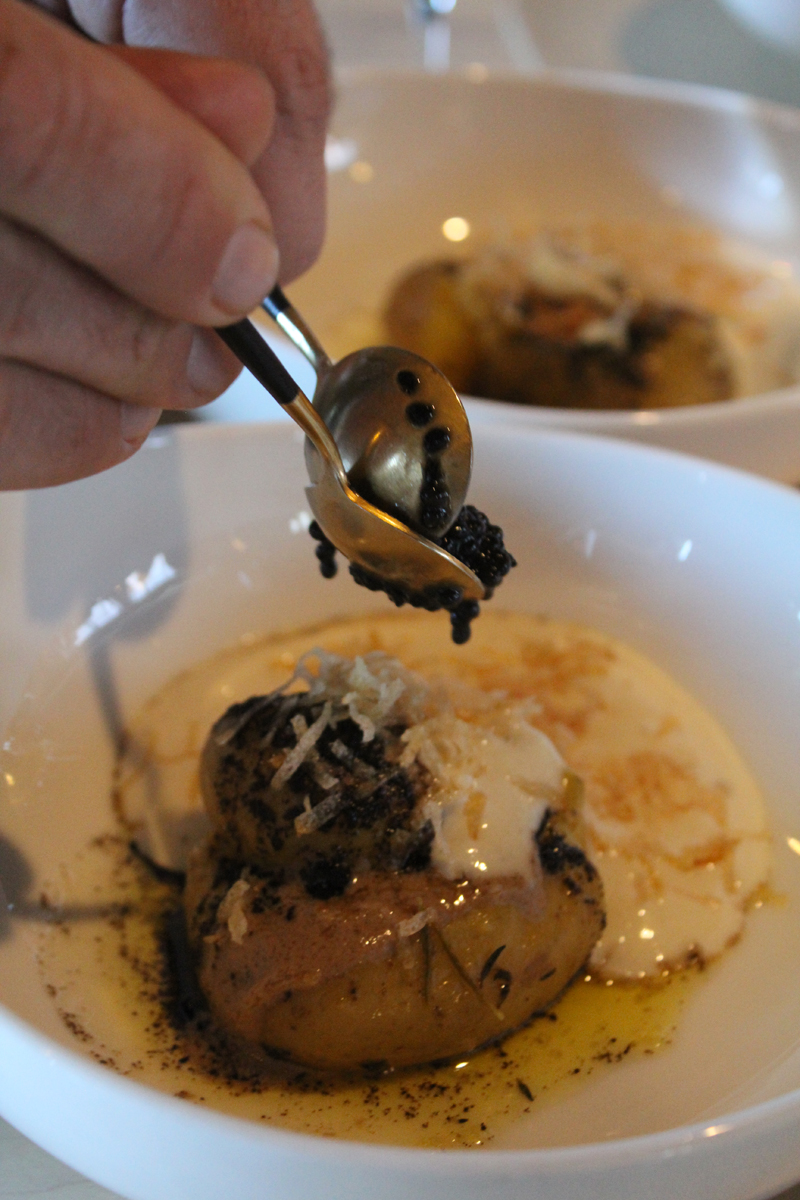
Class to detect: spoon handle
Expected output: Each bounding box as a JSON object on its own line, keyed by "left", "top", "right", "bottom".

{"left": 262, "top": 286, "right": 332, "bottom": 376}
{"left": 216, "top": 318, "right": 347, "bottom": 483}
{"left": 216, "top": 317, "right": 298, "bottom": 405}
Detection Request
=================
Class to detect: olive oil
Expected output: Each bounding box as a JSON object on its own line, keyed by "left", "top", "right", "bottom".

{"left": 37, "top": 836, "right": 692, "bottom": 1150}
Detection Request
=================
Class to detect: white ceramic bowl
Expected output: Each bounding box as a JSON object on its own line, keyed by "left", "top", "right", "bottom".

{"left": 718, "top": 0, "right": 800, "bottom": 55}
{"left": 2, "top": 422, "right": 800, "bottom": 1199}
{"left": 280, "top": 69, "right": 800, "bottom": 481}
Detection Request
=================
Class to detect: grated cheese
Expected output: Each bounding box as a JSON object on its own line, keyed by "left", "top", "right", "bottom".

{"left": 262, "top": 648, "right": 568, "bottom": 885}
{"left": 217, "top": 878, "right": 251, "bottom": 945}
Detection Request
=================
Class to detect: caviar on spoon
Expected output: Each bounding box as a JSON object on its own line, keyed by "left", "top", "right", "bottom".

{"left": 217, "top": 289, "right": 515, "bottom": 642}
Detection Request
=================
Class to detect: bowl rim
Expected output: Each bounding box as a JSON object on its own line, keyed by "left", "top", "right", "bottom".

{"left": 3, "top": 990, "right": 800, "bottom": 1175}
{"left": 3, "top": 419, "right": 800, "bottom": 1172}
{"left": 329, "top": 65, "right": 800, "bottom": 431}
{"left": 335, "top": 61, "right": 800, "bottom": 133}
{"left": 463, "top": 384, "right": 800, "bottom": 430}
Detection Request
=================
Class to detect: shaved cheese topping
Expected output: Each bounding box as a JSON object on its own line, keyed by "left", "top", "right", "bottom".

{"left": 271, "top": 701, "right": 331, "bottom": 791}
{"left": 294, "top": 792, "right": 344, "bottom": 836}
{"left": 260, "top": 647, "right": 437, "bottom": 786}
{"left": 217, "top": 879, "right": 250, "bottom": 945}
{"left": 397, "top": 908, "right": 437, "bottom": 939}
{"left": 295, "top": 648, "right": 435, "bottom": 738}
{"left": 255, "top": 647, "right": 568, "bottom": 885}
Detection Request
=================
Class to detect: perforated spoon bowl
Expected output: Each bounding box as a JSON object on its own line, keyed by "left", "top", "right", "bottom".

{"left": 215, "top": 314, "right": 484, "bottom": 605}
{"left": 262, "top": 287, "right": 472, "bottom": 540}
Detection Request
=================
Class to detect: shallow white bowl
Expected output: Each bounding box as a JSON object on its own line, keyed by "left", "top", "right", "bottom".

{"left": 2, "top": 422, "right": 800, "bottom": 1200}
{"left": 718, "top": 0, "right": 800, "bottom": 55}
{"left": 285, "top": 69, "right": 800, "bottom": 481}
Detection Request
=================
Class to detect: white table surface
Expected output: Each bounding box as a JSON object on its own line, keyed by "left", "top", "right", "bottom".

{"left": 6, "top": 1, "right": 800, "bottom": 1195}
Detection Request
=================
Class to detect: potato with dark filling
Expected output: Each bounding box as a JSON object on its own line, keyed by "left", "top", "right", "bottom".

{"left": 185, "top": 651, "right": 605, "bottom": 1071}
{"left": 384, "top": 246, "right": 734, "bottom": 411}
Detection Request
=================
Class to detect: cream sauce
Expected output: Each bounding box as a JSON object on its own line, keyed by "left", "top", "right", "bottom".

{"left": 404, "top": 704, "right": 565, "bottom": 882}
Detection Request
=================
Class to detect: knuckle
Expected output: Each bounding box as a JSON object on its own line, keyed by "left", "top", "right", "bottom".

{"left": 269, "top": 20, "right": 332, "bottom": 142}
{"left": 125, "top": 306, "right": 176, "bottom": 374}
{"left": 0, "top": 253, "right": 43, "bottom": 353}
{"left": 0, "top": 218, "right": 188, "bottom": 405}
{"left": 280, "top": 61, "right": 331, "bottom": 143}
{"left": 111, "top": 307, "right": 190, "bottom": 405}
{"left": 138, "top": 153, "right": 224, "bottom": 310}
{"left": 0, "top": 10, "right": 232, "bottom": 321}
{"left": 0, "top": 23, "right": 79, "bottom": 205}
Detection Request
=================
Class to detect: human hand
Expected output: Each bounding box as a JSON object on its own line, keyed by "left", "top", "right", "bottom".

{"left": 0, "top": 0, "right": 330, "bottom": 489}
{"left": 37, "top": 0, "right": 332, "bottom": 285}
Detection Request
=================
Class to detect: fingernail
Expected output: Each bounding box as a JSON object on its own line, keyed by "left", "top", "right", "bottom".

{"left": 187, "top": 329, "right": 238, "bottom": 397}
{"left": 212, "top": 222, "right": 279, "bottom": 315}
{"left": 121, "top": 403, "right": 161, "bottom": 447}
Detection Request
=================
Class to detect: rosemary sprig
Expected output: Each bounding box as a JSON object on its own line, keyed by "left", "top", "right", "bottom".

{"left": 431, "top": 926, "right": 505, "bottom": 1023}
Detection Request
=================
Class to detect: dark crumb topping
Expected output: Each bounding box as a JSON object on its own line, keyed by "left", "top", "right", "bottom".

{"left": 300, "top": 851, "right": 352, "bottom": 900}
{"left": 208, "top": 692, "right": 432, "bottom": 899}
{"left": 535, "top": 814, "right": 597, "bottom": 884}
{"left": 308, "top": 503, "right": 516, "bottom": 645}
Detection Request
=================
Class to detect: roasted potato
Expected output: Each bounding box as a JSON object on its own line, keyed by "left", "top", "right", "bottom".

{"left": 384, "top": 259, "right": 734, "bottom": 410}
{"left": 383, "top": 261, "right": 479, "bottom": 393}
{"left": 185, "top": 805, "right": 604, "bottom": 1071}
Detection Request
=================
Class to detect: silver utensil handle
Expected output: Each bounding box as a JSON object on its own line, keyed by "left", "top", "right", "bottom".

{"left": 262, "top": 286, "right": 332, "bottom": 377}
{"left": 216, "top": 318, "right": 346, "bottom": 484}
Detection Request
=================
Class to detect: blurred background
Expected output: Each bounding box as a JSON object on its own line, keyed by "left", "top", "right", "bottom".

{"left": 318, "top": 0, "right": 800, "bottom": 104}
{"left": 198, "top": 0, "right": 800, "bottom": 426}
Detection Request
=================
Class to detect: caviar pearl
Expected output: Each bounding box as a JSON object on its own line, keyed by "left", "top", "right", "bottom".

{"left": 405, "top": 401, "right": 436, "bottom": 427}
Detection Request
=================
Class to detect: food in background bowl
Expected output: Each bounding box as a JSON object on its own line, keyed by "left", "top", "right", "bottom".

{"left": 381, "top": 225, "right": 800, "bottom": 410}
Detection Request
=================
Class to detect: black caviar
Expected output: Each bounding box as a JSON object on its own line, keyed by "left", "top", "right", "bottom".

{"left": 418, "top": 457, "right": 451, "bottom": 533}
{"left": 423, "top": 427, "right": 451, "bottom": 455}
{"left": 308, "top": 504, "right": 516, "bottom": 645}
{"left": 309, "top": 520, "right": 337, "bottom": 578}
{"left": 405, "top": 400, "right": 435, "bottom": 426}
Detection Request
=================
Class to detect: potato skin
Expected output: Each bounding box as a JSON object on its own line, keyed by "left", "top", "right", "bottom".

{"left": 383, "top": 261, "right": 479, "bottom": 394}
{"left": 185, "top": 809, "right": 604, "bottom": 1071}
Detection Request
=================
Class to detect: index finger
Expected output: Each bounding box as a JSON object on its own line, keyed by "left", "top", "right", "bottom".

{"left": 75, "top": 0, "right": 333, "bottom": 283}
{"left": 0, "top": 1, "right": 280, "bottom": 323}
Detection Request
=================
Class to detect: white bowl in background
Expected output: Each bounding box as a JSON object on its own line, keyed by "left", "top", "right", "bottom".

{"left": 718, "top": 0, "right": 800, "bottom": 55}
{"left": 279, "top": 69, "right": 800, "bottom": 482}
{"left": 2, "top": 422, "right": 800, "bottom": 1199}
